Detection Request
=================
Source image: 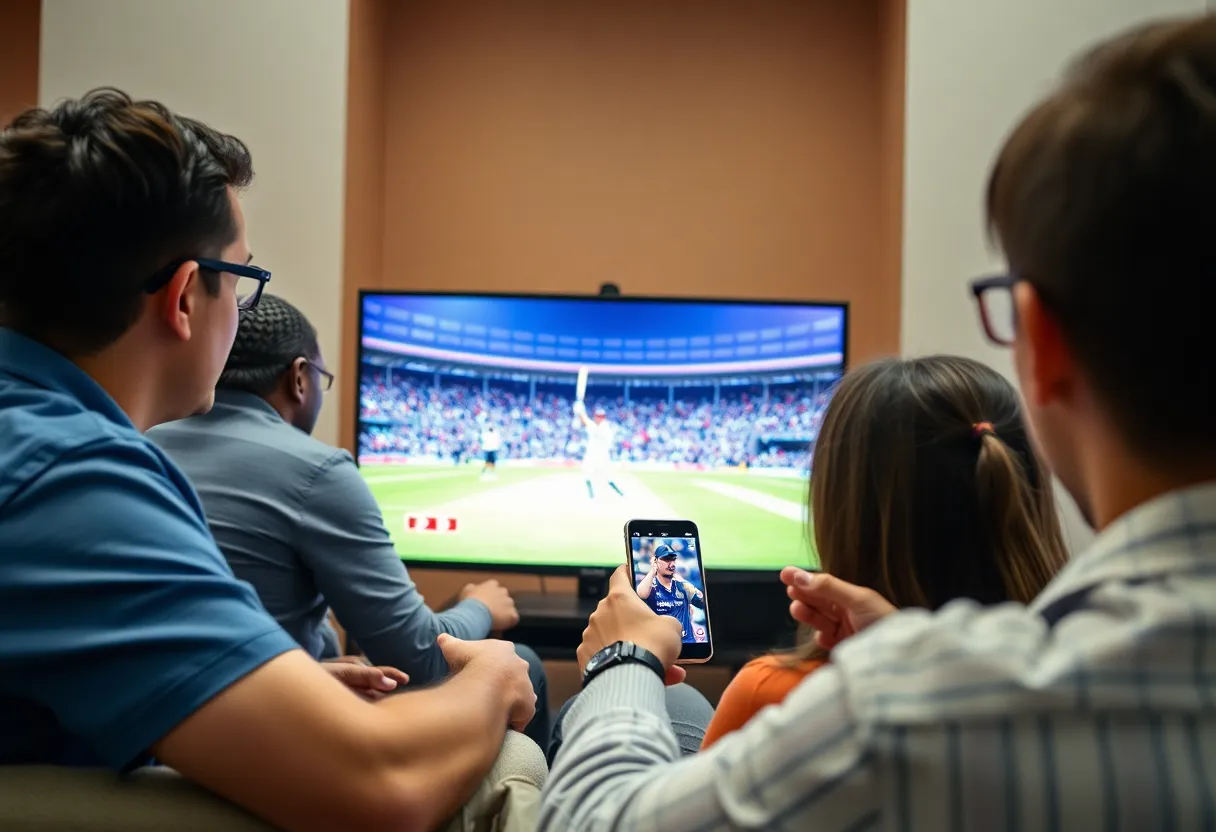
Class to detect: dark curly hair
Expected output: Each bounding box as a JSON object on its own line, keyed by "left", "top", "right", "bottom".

{"left": 219, "top": 295, "right": 318, "bottom": 396}
{"left": 0, "top": 87, "right": 254, "bottom": 355}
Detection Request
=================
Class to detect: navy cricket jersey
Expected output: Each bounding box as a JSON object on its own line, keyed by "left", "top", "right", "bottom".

{"left": 643, "top": 577, "right": 704, "bottom": 643}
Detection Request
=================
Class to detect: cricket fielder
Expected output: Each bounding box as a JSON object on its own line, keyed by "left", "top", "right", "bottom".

{"left": 480, "top": 425, "right": 502, "bottom": 480}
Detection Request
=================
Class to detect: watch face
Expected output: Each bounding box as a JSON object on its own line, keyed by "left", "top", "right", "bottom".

{"left": 585, "top": 643, "right": 619, "bottom": 675}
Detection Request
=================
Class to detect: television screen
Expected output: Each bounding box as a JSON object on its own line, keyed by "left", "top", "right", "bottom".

{"left": 356, "top": 292, "right": 844, "bottom": 572}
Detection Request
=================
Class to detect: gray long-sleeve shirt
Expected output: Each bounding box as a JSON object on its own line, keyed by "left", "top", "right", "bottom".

{"left": 540, "top": 485, "right": 1216, "bottom": 830}
{"left": 148, "top": 390, "right": 491, "bottom": 683}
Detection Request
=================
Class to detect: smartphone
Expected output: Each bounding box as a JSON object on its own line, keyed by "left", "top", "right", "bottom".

{"left": 624, "top": 519, "right": 713, "bottom": 664}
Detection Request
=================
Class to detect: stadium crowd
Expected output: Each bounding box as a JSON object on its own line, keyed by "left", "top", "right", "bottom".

{"left": 358, "top": 370, "right": 830, "bottom": 469}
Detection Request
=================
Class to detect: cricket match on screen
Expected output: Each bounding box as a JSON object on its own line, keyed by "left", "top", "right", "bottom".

{"left": 356, "top": 293, "right": 844, "bottom": 571}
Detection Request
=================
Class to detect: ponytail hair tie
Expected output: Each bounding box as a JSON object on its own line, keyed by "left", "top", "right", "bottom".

{"left": 972, "top": 421, "right": 996, "bottom": 438}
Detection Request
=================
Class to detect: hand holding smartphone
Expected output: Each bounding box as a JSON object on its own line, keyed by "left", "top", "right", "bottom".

{"left": 624, "top": 519, "right": 713, "bottom": 664}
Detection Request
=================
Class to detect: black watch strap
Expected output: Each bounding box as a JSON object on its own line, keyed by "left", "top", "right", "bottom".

{"left": 582, "top": 641, "right": 666, "bottom": 689}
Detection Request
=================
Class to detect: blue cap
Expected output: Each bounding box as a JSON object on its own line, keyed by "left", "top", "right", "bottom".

{"left": 654, "top": 544, "right": 678, "bottom": 560}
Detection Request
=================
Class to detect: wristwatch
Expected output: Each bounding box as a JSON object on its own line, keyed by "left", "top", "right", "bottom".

{"left": 582, "top": 641, "right": 666, "bottom": 689}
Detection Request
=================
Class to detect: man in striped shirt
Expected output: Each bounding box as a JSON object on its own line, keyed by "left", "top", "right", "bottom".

{"left": 539, "top": 13, "right": 1216, "bottom": 831}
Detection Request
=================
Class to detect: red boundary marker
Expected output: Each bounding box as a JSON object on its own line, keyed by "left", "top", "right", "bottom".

{"left": 404, "top": 515, "right": 459, "bottom": 533}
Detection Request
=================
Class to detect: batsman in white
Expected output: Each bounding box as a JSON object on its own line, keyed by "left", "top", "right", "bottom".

{"left": 573, "top": 368, "right": 625, "bottom": 500}
{"left": 573, "top": 403, "right": 624, "bottom": 499}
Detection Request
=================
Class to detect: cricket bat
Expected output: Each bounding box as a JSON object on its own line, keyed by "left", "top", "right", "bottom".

{"left": 576, "top": 366, "right": 589, "bottom": 402}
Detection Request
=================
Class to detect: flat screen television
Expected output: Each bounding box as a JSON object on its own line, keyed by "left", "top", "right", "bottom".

{"left": 355, "top": 291, "right": 846, "bottom": 578}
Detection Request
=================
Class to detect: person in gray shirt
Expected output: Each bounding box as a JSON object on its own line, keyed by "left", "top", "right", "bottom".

{"left": 149, "top": 295, "right": 550, "bottom": 747}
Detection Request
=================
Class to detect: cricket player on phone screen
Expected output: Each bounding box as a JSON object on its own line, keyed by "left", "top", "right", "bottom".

{"left": 635, "top": 544, "right": 707, "bottom": 643}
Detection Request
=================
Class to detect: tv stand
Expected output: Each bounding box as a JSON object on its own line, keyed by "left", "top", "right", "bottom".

{"left": 507, "top": 568, "right": 610, "bottom": 658}
{"left": 512, "top": 567, "right": 609, "bottom": 619}
{"left": 576, "top": 566, "right": 611, "bottom": 600}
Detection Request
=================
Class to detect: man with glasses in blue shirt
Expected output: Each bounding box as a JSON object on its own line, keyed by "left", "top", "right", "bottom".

{"left": 0, "top": 88, "right": 536, "bottom": 831}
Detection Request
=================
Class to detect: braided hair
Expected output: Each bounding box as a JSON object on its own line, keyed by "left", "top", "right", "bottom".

{"left": 219, "top": 294, "right": 318, "bottom": 396}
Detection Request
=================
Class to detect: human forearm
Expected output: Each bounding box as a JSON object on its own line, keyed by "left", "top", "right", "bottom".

{"left": 154, "top": 649, "right": 514, "bottom": 831}
{"left": 437, "top": 598, "right": 493, "bottom": 641}
{"left": 540, "top": 665, "right": 677, "bottom": 829}
{"left": 338, "top": 605, "right": 445, "bottom": 685}
{"left": 636, "top": 578, "right": 653, "bottom": 599}
{"left": 354, "top": 598, "right": 491, "bottom": 686}
{"left": 370, "top": 668, "right": 510, "bottom": 827}
{"left": 540, "top": 662, "right": 877, "bottom": 831}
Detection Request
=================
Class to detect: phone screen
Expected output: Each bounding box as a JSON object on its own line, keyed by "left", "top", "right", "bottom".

{"left": 625, "top": 519, "right": 713, "bottom": 663}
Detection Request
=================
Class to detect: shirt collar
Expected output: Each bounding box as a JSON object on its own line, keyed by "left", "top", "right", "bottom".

{"left": 0, "top": 327, "right": 135, "bottom": 430}
{"left": 212, "top": 388, "right": 284, "bottom": 420}
{"left": 1031, "top": 481, "right": 1216, "bottom": 620}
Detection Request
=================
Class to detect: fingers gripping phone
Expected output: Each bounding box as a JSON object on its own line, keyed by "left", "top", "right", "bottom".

{"left": 625, "top": 519, "right": 713, "bottom": 663}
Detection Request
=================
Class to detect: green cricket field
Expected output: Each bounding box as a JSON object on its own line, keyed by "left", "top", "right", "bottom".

{"left": 360, "top": 463, "right": 818, "bottom": 572}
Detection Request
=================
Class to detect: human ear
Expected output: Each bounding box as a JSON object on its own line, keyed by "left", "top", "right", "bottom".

{"left": 158, "top": 262, "right": 203, "bottom": 343}
{"left": 290, "top": 358, "right": 308, "bottom": 404}
{"left": 1014, "top": 282, "right": 1073, "bottom": 409}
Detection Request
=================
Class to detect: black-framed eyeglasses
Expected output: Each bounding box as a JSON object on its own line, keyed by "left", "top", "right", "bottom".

{"left": 306, "top": 361, "right": 335, "bottom": 392}
{"left": 143, "top": 258, "right": 272, "bottom": 311}
{"left": 970, "top": 273, "right": 1018, "bottom": 347}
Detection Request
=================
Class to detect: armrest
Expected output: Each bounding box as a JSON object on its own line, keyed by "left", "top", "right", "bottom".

{"left": 0, "top": 732, "right": 547, "bottom": 832}
{"left": 0, "top": 765, "right": 271, "bottom": 831}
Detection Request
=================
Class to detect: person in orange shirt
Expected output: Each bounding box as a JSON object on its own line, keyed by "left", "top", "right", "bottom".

{"left": 702, "top": 355, "right": 1070, "bottom": 749}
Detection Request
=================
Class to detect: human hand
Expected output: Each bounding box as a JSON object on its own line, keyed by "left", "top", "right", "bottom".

{"left": 781, "top": 567, "right": 897, "bottom": 651}
{"left": 460, "top": 579, "right": 520, "bottom": 631}
{"left": 578, "top": 565, "right": 686, "bottom": 686}
{"left": 438, "top": 634, "right": 536, "bottom": 733}
{"left": 325, "top": 654, "right": 369, "bottom": 665}
{"left": 322, "top": 660, "right": 409, "bottom": 701}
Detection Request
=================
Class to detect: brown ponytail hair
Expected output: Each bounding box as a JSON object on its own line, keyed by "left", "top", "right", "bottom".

{"left": 974, "top": 426, "right": 1065, "bottom": 605}
{"left": 781, "top": 355, "right": 1068, "bottom": 666}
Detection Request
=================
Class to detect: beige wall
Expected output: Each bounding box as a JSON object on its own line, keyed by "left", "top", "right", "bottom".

{"left": 377, "top": 1, "right": 894, "bottom": 338}
{"left": 341, "top": 0, "right": 905, "bottom": 451}
{"left": 901, "top": 0, "right": 1208, "bottom": 553}
{"left": 38, "top": 0, "right": 350, "bottom": 445}
{"left": 341, "top": 0, "right": 389, "bottom": 456}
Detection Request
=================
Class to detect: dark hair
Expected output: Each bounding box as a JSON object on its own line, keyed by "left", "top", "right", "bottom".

{"left": 985, "top": 13, "right": 1216, "bottom": 459}
{"left": 783, "top": 356, "right": 1069, "bottom": 665}
{"left": 219, "top": 294, "right": 318, "bottom": 396}
{"left": 0, "top": 87, "right": 253, "bottom": 355}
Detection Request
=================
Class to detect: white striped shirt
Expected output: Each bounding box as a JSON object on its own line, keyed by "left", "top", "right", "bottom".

{"left": 539, "top": 482, "right": 1216, "bottom": 831}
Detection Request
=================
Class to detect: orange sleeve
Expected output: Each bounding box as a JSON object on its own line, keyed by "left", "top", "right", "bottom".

{"left": 701, "top": 657, "right": 823, "bottom": 750}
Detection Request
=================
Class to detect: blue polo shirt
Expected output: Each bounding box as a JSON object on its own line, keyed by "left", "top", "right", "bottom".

{"left": 0, "top": 328, "right": 299, "bottom": 770}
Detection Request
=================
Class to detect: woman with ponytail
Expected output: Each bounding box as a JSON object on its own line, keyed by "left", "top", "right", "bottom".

{"left": 702, "top": 355, "right": 1068, "bottom": 748}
